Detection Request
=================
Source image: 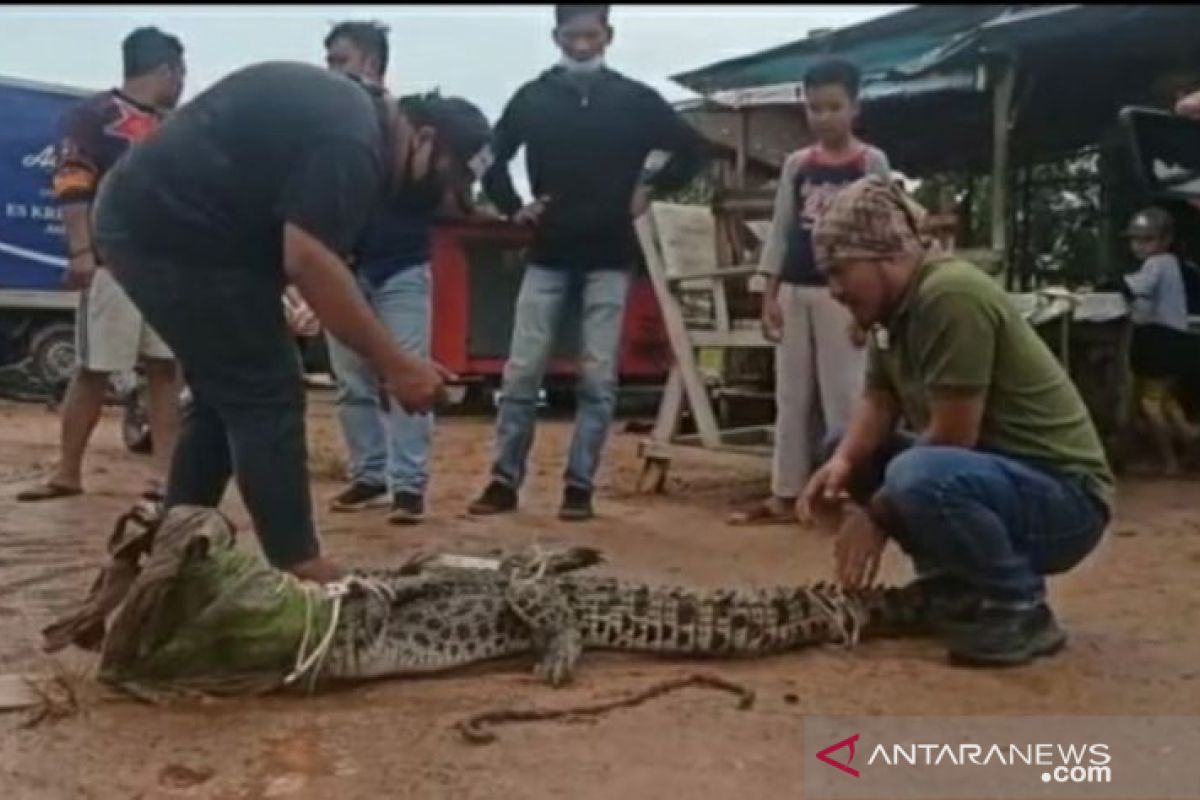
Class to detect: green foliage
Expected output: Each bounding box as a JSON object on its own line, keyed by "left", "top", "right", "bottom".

{"left": 910, "top": 149, "right": 1112, "bottom": 289}
{"left": 1012, "top": 150, "right": 1104, "bottom": 288}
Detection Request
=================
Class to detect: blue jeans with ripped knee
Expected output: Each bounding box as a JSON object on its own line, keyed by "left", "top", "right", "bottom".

{"left": 822, "top": 432, "right": 1109, "bottom": 609}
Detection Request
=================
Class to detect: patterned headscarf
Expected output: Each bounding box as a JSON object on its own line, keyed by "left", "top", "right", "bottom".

{"left": 812, "top": 175, "right": 929, "bottom": 272}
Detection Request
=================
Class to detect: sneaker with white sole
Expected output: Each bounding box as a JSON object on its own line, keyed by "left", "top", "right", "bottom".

{"left": 388, "top": 492, "right": 425, "bottom": 525}
{"left": 330, "top": 482, "right": 389, "bottom": 512}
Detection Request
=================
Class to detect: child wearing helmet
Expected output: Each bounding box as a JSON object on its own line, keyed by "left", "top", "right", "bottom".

{"left": 1121, "top": 207, "right": 1200, "bottom": 474}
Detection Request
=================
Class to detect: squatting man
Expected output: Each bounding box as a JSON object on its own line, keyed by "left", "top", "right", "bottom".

{"left": 799, "top": 176, "right": 1113, "bottom": 668}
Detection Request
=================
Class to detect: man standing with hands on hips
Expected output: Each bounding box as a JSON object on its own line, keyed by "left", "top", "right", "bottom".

{"left": 468, "top": 3, "right": 706, "bottom": 521}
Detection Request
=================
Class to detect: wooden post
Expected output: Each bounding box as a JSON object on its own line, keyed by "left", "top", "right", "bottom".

{"left": 735, "top": 108, "right": 749, "bottom": 190}
{"left": 991, "top": 59, "right": 1016, "bottom": 285}
{"left": 961, "top": 174, "right": 975, "bottom": 246}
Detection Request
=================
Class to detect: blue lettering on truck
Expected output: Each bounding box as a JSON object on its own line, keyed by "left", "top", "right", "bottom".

{"left": 0, "top": 78, "right": 90, "bottom": 290}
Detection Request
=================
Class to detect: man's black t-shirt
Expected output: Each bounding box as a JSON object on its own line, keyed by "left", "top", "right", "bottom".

{"left": 98, "top": 61, "right": 386, "bottom": 274}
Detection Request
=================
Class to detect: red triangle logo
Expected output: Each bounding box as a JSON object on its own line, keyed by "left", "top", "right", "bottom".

{"left": 816, "top": 734, "right": 861, "bottom": 778}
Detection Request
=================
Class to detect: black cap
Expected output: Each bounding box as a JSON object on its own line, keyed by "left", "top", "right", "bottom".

{"left": 398, "top": 93, "right": 493, "bottom": 179}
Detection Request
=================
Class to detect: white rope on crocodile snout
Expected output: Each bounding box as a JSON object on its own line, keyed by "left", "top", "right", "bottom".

{"left": 806, "top": 587, "right": 866, "bottom": 648}
{"left": 283, "top": 575, "right": 396, "bottom": 692}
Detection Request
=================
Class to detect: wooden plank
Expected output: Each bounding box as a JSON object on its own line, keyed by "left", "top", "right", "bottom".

{"left": 735, "top": 110, "right": 749, "bottom": 189}
{"left": 651, "top": 202, "right": 720, "bottom": 280}
{"left": 636, "top": 209, "right": 723, "bottom": 449}
{"left": 637, "top": 439, "right": 773, "bottom": 471}
{"left": 690, "top": 330, "right": 773, "bottom": 349}
{"left": 666, "top": 266, "right": 765, "bottom": 283}
{"left": 650, "top": 367, "right": 684, "bottom": 444}
{"left": 714, "top": 277, "right": 732, "bottom": 336}
{"left": 712, "top": 198, "right": 776, "bottom": 215}
{"left": 668, "top": 424, "right": 774, "bottom": 447}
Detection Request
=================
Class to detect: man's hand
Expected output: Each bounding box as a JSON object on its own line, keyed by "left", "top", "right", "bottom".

{"left": 64, "top": 250, "right": 97, "bottom": 291}
{"left": 833, "top": 509, "right": 888, "bottom": 591}
{"left": 381, "top": 356, "right": 456, "bottom": 415}
{"left": 513, "top": 195, "right": 551, "bottom": 226}
{"left": 798, "top": 454, "right": 855, "bottom": 527}
{"left": 1175, "top": 89, "right": 1200, "bottom": 120}
{"left": 761, "top": 294, "right": 784, "bottom": 343}
{"left": 630, "top": 185, "right": 652, "bottom": 220}
{"left": 283, "top": 294, "right": 320, "bottom": 337}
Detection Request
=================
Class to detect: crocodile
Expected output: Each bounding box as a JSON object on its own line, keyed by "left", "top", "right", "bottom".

{"left": 317, "top": 543, "right": 937, "bottom": 687}
{"left": 50, "top": 506, "right": 944, "bottom": 694}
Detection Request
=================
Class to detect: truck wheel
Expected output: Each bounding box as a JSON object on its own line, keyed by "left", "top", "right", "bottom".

{"left": 27, "top": 322, "right": 77, "bottom": 393}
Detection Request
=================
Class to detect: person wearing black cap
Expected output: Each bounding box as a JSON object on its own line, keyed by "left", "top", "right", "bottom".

{"left": 91, "top": 61, "right": 492, "bottom": 583}
{"left": 469, "top": 3, "right": 706, "bottom": 521}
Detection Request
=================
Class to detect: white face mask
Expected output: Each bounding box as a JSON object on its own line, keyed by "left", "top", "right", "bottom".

{"left": 558, "top": 54, "right": 605, "bottom": 74}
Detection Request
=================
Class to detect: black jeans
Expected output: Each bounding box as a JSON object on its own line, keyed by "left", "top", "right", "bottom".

{"left": 94, "top": 220, "right": 318, "bottom": 568}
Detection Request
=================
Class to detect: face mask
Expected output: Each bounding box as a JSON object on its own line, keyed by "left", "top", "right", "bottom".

{"left": 558, "top": 54, "right": 605, "bottom": 74}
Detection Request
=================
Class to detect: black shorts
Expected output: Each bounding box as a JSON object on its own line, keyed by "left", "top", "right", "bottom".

{"left": 1130, "top": 323, "right": 1196, "bottom": 380}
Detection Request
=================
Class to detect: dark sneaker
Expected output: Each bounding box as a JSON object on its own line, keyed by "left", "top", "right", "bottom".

{"left": 558, "top": 486, "right": 594, "bottom": 522}
{"left": 388, "top": 492, "right": 425, "bottom": 525}
{"left": 948, "top": 603, "right": 1067, "bottom": 667}
{"left": 467, "top": 481, "right": 518, "bottom": 516}
{"left": 330, "top": 482, "right": 389, "bottom": 513}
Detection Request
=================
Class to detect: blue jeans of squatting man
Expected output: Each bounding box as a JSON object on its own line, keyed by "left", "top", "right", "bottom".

{"left": 827, "top": 432, "right": 1109, "bottom": 609}
{"left": 491, "top": 265, "right": 632, "bottom": 493}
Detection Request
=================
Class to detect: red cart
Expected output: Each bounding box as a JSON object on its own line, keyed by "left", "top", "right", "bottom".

{"left": 428, "top": 218, "right": 671, "bottom": 406}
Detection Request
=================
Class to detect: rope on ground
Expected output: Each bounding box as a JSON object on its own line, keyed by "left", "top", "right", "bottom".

{"left": 455, "top": 673, "right": 756, "bottom": 745}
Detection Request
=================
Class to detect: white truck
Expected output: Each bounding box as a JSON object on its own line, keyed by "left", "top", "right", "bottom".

{"left": 0, "top": 74, "right": 92, "bottom": 392}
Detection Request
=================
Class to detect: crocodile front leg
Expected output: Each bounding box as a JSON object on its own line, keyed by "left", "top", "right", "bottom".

{"left": 504, "top": 580, "right": 582, "bottom": 687}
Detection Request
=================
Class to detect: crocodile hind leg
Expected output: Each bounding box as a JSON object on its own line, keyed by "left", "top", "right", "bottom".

{"left": 504, "top": 580, "right": 582, "bottom": 687}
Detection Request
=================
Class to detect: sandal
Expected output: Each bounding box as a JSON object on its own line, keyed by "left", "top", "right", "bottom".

{"left": 726, "top": 497, "right": 797, "bottom": 526}
{"left": 16, "top": 482, "right": 83, "bottom": 503}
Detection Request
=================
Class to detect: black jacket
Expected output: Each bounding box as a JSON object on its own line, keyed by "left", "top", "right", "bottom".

{"left": 483, "top": 66, "right": 706, "bottom": 271}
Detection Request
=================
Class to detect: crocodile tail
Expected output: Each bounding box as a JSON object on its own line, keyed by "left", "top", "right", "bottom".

{"left": 843, "top": 583, "right": 930, "bottom": 638}
{"left": 574, "top": 580, "right": 879, "bottom": 655}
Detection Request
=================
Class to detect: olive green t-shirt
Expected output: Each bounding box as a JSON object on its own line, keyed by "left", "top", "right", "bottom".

{"left": 866, "top": 256, "right": 1115, "bottom": 509}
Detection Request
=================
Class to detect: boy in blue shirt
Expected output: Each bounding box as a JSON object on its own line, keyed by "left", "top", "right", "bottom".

{"left": 1120, "top": 207, "right": 1199, "bottom": 474}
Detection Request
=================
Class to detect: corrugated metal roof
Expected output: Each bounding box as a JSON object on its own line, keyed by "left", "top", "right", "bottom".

{"left": 671, "top": 5, "right": 1009, "bottom": 95}
{"left": 703, "top": 68, "right": 984, "bottom": 109}
{"left": 673, "top": 5, "right": 1200, "bottom": 176}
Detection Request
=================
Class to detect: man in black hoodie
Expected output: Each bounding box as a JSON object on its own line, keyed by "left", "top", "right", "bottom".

{"left": 468, "top": 4, "right": 705, "bottom": 521}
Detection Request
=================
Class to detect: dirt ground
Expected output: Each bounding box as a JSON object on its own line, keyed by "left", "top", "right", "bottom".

{"left": 1, "top": 393, "right": 1199, "bottom": 800}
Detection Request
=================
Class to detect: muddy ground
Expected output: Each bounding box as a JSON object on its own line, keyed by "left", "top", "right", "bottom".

{"left": 1, "top": 393, "right": 1199, "bottom": 799}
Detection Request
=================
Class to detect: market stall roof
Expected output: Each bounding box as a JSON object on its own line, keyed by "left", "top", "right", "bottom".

{"left": 672, "top": 5, "right": 1200, "bottom": 175}
{"left": 671, "top": 5, "right": 1006, "bottom": 100}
